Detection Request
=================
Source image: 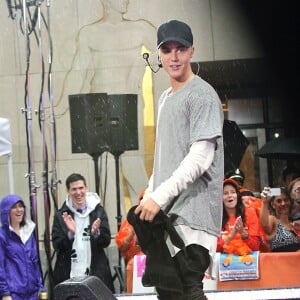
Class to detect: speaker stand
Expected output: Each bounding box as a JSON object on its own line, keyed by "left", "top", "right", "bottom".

{"left": 112, "top": 151, "right": 126, "bottom": 292}
{"left": 90, "top": 153, "right": 102, "bottom": 195}
{"left": 112, "top": 151, "right": 124, "bottom": 232}
{"left": 90, "top": 151, "right": 126, "bottom": 292}
{"left": 90, "top": 151, "right": 123, "bottom": 231}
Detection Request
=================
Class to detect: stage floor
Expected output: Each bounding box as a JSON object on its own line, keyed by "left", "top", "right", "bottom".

{"left": 115, "top": 287, "right": 300, "bottom": 300}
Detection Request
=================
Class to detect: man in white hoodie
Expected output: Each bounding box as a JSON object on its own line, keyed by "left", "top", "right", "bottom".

{"left": 52, "top": 173, "right": 114, "bottom": 292}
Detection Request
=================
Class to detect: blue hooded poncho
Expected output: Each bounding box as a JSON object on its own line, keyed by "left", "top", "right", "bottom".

{"left": 0, "top": 194, "right": 44, "bottom": 300}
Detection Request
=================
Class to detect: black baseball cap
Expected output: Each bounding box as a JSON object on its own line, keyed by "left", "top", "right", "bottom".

{"left": 157, "top": 20, "right": 193, "bottom": 49}
{"left": 225, "top": 168, "right": 245, "bottom": 186}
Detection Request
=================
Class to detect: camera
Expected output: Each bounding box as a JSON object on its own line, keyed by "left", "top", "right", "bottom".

{"left": 269, "top": 187, "right": 281, "bottom": 196}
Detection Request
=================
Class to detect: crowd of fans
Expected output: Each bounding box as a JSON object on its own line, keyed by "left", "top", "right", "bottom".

{"left": 1, "top": 167, "right": 299, "bottom": 297}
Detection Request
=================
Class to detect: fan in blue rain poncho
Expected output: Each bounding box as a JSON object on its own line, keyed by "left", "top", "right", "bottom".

{"left": 0, "top": 194, "right": 44, "bottom": 300}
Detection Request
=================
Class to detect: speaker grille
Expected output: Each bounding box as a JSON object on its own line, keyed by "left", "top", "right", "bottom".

{"left": 69, "top": 93, "right": 138, "bottom": 155}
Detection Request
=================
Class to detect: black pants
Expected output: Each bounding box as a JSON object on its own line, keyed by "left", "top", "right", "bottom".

{"left": 157, "top": 244, "right": 210, "bottom": 300}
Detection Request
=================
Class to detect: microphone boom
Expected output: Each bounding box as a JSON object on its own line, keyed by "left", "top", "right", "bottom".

{"left": 142, "top": 52, "right": 161, "bottom": 73}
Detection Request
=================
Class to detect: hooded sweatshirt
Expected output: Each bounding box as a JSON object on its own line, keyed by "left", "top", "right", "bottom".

{"left": 52, "top": 192, "right": 114, "bottom": 292}
{"left": 0, "top": 194, "right": 44, "bottom": 300}
{"left": 64, "top": 192, "right": 100, "bottom": 278}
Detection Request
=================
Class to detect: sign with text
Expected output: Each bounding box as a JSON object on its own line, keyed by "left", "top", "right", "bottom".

{"left": 219, "top": 251, "right": 259, "bottom": 281}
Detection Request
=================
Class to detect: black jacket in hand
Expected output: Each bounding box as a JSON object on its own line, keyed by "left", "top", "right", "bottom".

{"left": 127, "top": 205, "right": 186, "bottom": 293}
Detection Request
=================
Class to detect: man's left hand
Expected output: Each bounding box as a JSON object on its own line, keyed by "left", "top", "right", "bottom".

{"left": 91, "top": 218, "right": 101, "bottom": 235}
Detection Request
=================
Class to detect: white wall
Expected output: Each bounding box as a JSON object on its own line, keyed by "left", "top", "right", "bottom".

{"left": 0, "top": 0, "right": 264, "bottom": 239}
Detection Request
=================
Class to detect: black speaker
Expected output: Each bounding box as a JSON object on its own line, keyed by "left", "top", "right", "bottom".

{"left": 107, "top": 94, "right": 138, "bottom": 154}
{"left": 69, "top": 93, "right": 138, "bottom": 155}
{"left": 53, "top": 276, "right": 117, "bottom": 300}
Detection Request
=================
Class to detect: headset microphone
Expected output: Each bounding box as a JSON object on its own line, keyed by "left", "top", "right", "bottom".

{"left": 142, "top": 53, "right": 149, "bottom": 60}
{"left": 158, "top": 55, "right": 162, "bottom": 68}
{"left": 142, "top": 53, "right": 161, "bottom": 73}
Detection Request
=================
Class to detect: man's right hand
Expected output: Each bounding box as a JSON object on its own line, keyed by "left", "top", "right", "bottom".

{"left": 62, "top": 212, "right": 76, "bottom": 235}
{"left": 134, "top": 196, "right": 160, "bottom": 222}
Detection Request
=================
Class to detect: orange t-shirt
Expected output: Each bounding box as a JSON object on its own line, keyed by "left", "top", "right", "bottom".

{"left": 115, "top": 219, "right": 142, "bottom": 263}
{"left": 217, "top": 207, "right": 261, "bottom": 254}
{"left": 248, "top": 198, "right": 270, "bottom": 252}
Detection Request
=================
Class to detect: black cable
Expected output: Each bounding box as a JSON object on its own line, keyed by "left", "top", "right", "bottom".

{"left": 21, "top": 1, "right": 44, "bottom": 284}
{"left": 142, "top": 53, "right": 161, "bottom": 73}
{"left": 100, "top": 152, "right": 109, "bottom": 208}
{"left": 5, "top": 0, "right": 16, "bottom": 19}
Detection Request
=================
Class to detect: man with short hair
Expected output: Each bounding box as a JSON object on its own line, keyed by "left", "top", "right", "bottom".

{"left": 52, "top": 173, "right": 114, "bottom": 292}
{"left": 134, "top": 20, "right": 224, "bottom": 300}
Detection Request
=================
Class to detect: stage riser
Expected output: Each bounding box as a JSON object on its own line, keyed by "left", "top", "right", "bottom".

{"left": 115, "top": 288, "right": 300, "bottom": 300}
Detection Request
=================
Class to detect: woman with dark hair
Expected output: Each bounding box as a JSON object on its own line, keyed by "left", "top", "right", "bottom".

{"left": 260, "top": 186, "right": 300, "bottom": 252}
{"left": 217, "top": 179, "right": 261, "bottom": 255}
{"left": 288, "top": 177, "right": 300, "bottom": 218}
{"left": 0, "top": 194, "right": 44, "bottom": 300}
